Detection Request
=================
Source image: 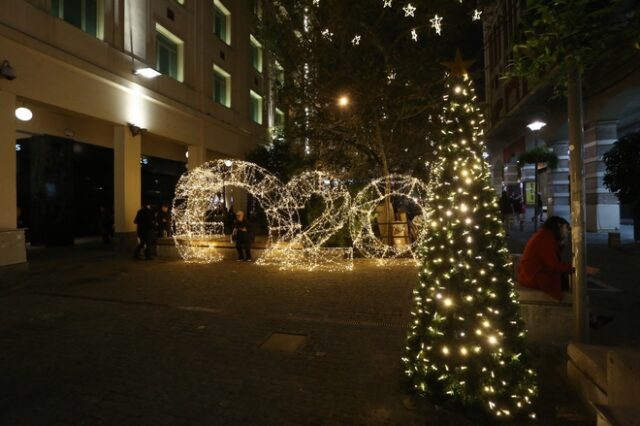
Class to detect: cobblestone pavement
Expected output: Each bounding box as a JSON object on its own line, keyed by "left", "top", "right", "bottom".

{"left": 0, "top": 244, "right": 592, "bottom": 425}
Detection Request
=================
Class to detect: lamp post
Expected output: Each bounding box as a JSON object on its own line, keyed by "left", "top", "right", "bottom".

{"left": 527, "top": 121, "right": 546, "bottom": 231}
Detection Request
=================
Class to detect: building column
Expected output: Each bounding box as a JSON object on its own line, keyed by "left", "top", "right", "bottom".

{"left": 584, "top": 121, "right": 620, "bottom": 231}
{"left": 113, "top": 125, "right": 141, "bottom": 246}
{"left": 0, "top": 91, "right": 26, "bottom": 265}
{"left": 187, "top": 144, "right": 207, "bottom": 170}
{"left": 520, "top": 163, "right": 536, "bottom": 220}
{"left": 546, "top": 140, "right": 570, "bottom": 221}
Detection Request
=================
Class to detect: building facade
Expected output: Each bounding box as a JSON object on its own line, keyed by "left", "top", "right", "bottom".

{"left": 482, "top": 0, "right": 640, "bottom": 231}
{"left": 0, "top": 0, "right": 282, "bottom": 265}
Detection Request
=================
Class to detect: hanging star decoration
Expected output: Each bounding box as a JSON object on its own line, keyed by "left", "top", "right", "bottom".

{"left": 383, "top": 0, "right": 393, "bottom": 7}
{"left": 472, "top": 9, "right": 482, "bottom": 21}
{"left": 321, "top": 28, "right": 334, "bottom": 40}
{"left": 351, "top": 35, "right": 361, "bottom": 45}
{"left": 441, "top": 48, "right": 474, "bottom": 77}
{"left": 430, "top": 14, "right": 443, "bottom": 35}
{"left": 411, "top": 28, "right": 418, "bottom": 41}
{"left": 403, "top": 3, "right": 416, "bottom": 17}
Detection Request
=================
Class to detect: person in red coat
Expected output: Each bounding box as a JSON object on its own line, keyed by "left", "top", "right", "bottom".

{"left": 518, "top": 216, "right": 600, "bottom": 301}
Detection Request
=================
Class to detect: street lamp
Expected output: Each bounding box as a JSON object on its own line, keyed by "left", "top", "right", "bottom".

{"left": 526, "top": 121, "right": 546, "bottom": 132}
{"left": 337, "top": 95, "right": 350, "bottom": 108}
{"left": 527, "top": 121, "right": 546, "bottom": 231}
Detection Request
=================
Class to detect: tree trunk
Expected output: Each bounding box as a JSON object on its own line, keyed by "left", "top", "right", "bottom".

{"left": 374, "top": 123, "right": 394, "bottom": 246}
{"left": 568, "top": 67, "right": 589, "bottom": 344}
{"left": 533, "top": 164, "right": 539, "bottom": 232}
{"left": 634, "top": 202, "right": 640, "bottom": 243}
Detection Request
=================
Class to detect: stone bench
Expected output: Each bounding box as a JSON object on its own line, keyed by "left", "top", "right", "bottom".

{"left": 155, "top": 238, "right": 354, "bottom": 270}
{"left": 511, "top": 253, "right": 574, "bottom": 344}
{"left": 156, "top": 237, "right": 269, "bottom": 260}
{"left": 567, "top": 343, "right": 640, "bottom": 425}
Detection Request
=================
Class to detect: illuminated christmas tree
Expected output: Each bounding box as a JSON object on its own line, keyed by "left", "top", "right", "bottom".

{"left": 403, "top": 51, "right": 538, "bottom": 419}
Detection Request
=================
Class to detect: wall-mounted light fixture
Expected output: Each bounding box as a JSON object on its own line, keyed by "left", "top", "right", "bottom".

{"left": 15, "top": 106, "right": 33, "bottom": 121}
{"left": 127, "top": 122, "right": 148, "bottom": 137}
{"left": 526, "top": 120, "right": 546, "bottom": 132}
{"left": 1, "top": 60, "right": 16, "bottom": 80}
{"left": 133, "top": 67, "right": 161, "bottom": 78}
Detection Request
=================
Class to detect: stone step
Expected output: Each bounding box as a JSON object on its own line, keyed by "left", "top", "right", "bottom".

{"left": 594, "top": 404, "right": 640, "bottom": 426}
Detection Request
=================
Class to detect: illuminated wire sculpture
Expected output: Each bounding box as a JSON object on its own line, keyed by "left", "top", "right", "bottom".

{"left": 172, "top": 161, "right": 430, "bottom": 268}
{"left": 172, "top": 160, "right": 289, "bottom": 263}
{"left": 349, "top": 174, "right": 430, "bottom": 263}
{"left": 259, "top": 171, "right": 353, "bottom": 271}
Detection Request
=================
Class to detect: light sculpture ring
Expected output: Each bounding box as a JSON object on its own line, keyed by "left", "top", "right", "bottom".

{"left": 259, "top": 171, "right": 352, "bottom": 271}
{"left": 172, "top": 160, "right": 288, "bottom": 263}
{"left": 349, "top": 174, "right": 430, "bottom": 263}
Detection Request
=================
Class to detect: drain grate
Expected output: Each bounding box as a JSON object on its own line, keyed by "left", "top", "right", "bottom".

{"left": 260, "top": 332, "right": 307, "bottom": 353}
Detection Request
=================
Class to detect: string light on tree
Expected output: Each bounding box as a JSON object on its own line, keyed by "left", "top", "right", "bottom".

{"left": 402, "top": 51, "right": 538, "bottom": 419}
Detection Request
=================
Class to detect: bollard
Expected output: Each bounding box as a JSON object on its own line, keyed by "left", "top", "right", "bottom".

{"left": 608, "top": 232, "right": 621, "bottom": 249}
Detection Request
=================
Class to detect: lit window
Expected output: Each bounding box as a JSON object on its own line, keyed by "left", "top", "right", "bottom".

{"left": 250, "top": 91, "right": 263, "bottom": 124}
{"left": 250, "top": 35, "right": 263, "bottom": 72}
{"left": 275, "top": 108, "right": 285, "bottom": 127}
{"left": 274, "top": 60, "right": 284, "bottom": 88}
{"left": 156, "top": 24, "right": 184, "bottom": 81}
{"left": 213, "top": 65, "right": 231, "bottom": 108}
{"left": 51, "top": 0, "right": 104, "bottom": 39}
{"left": 213, "top": 0, "right": 231, "bottom": 44}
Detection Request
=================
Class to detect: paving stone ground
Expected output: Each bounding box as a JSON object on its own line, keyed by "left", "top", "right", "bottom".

{"left": 0, "top": 238, "right": 607, "bottom": 425}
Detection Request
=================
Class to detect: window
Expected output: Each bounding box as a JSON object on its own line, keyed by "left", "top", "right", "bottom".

{"left": 156, "top": 24, "right": 184, "bottom": 81}
{"left": 251, "top": 0, "right": 263, "bottom": 18}
{"left": 51, "top": 0, "right": 103, "bottom": 38}
{"left": 274, "top": 60, "right": 284, "bottom": 87}
{"left": 250, "top": 35, "right": 263, "bottom": 72}
{"left": 274, "top": 108, "right": 285, "bottom": 127}
{"left": 213, "top": 65, "right": 231, "bottom": 107}
{"left": 250, "top": 91, "right": 263, "bottom": 124}
{"left": 213, "top": 0, "right": 231, "bottom": 44}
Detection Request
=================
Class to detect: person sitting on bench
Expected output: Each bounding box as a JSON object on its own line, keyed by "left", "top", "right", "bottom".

{"left": 518, "top": 216, "right": 599, "bottom": 301}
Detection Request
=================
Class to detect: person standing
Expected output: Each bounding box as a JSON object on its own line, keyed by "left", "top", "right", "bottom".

{"left": 532, "top": 192, "right": 544, "bottom": 223}
{"left": 499, "top": 190, "right": 514, "bottom": 236}
{"left": 511, "top": 192, "right": 525, "bottom": 232}
{"left": 232, "top": 210, "right": 252, "bottom": 262}
{"left": 156, "top": 204, "right": 172, "bottom": 238}
{"left": 133, "top": 203, "right": 154, "bottom": 260}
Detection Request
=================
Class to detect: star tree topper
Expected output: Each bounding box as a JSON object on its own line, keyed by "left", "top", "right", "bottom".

{"left": 440, "top": 49, "right": 474, "bottom": 77}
